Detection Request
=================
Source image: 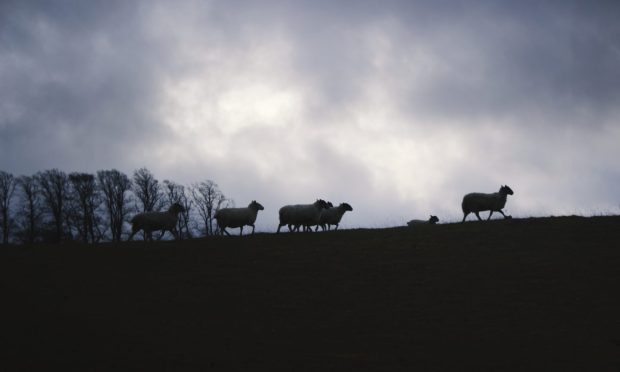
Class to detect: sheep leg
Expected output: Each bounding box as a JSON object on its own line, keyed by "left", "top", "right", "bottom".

{"left": 250, "top": 224, "right": 256, "bottom": 234}
{"left": 334, "top": 224, "right": 339, "bottom": 231}
{"left": 277, "top": 224, "right": 283, "bottom": 233}
{"left": 487, "top": 211, "right": 494, "bottom": 220}
{"left": 497, "top": 210, "right": 509, "bottom": 218}
{"left": 315, "top": 225, "right": 320, "bottom": 232}
{"left": 474, "top": 212, "right": 482, "bottom": 221}
{"left": 239, "top": 226, "right": 243, "bottom": 236}
{"left": 462, "top": 212, "right": 469, "bottom": 223}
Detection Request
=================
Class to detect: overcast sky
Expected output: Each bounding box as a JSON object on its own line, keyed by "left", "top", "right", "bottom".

{"left": 1, "top": 0, "right": 619, "bottom": 230}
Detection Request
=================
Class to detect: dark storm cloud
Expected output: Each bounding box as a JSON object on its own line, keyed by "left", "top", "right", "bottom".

{"left": 406, "top": 1, "right": 620, "bottom": 124}
{"left": 281, "top": 0, "right": 620, "bottom": 126}
{"left": 3, "top": 0, "right": 618, "bottom": 136}
{"left": 0, "top": 1, "right": 174, "bottom": 172}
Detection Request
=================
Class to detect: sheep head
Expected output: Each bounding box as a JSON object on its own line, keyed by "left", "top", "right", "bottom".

{"left": 314, "top": 199, "right": 330, "bottom": 210}
{"left": 168, "top": 203, "right": 184, "bottom": 214}
{"left": 249, "top": 200, "right": 264, "bottom": 211}
{"left": 500, "top": 185, "right": 514, "bottom": 195}
{"left": 340, "top": 203, "right": 353, "bottom": 212}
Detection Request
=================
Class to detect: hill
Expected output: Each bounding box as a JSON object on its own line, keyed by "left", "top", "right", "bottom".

{"left": 2, "top": 216, "right": 620, "bottom": 370}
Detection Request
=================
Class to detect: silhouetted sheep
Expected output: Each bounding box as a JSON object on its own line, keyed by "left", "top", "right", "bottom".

{"left": 317, "top": 202, "right": 353, "bottom": 231}
{"left": 214, "top": 200, "right": 264, "bottom": 236}
{"left": 128, "top": 203, "right": 184, "bottom": 241}
{"left": 462, "top": 185, "right": 514, "bottom": 222}
{"left": 407, "top": 215, "right": 439, "bottom": 226}
{"left": 277, "top": 199, "right": 330, "bottom": 233}
{"left": 298, "top": 201, "right": 333, "bottom": 232}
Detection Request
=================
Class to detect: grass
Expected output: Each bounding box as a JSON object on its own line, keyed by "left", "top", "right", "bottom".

{"left": 1, "top": 216, "right": 620, "bottom": 370}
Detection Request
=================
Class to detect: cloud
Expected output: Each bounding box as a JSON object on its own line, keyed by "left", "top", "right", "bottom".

{"left": 0, "top": 1, "right": 176, "bottom": 172}
{"left": 1, "top": 0, "right": 619, "bottom": 229}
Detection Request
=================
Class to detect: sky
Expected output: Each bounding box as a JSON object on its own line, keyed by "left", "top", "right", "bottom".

{"left": 1, "top": 0, "right": 619, "bottom": 231}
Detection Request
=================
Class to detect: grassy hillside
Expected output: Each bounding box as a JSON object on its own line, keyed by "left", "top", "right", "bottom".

{"left": 2, "top": 216, "right": 620, "bottom": 371}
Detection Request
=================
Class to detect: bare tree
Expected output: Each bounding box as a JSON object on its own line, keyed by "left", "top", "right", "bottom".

{"left": 63, "top": 192, "right": 81, "bottom": 242}
{"left": 132, "top": 168, "right": 163, "bottom": 240}
{"left": 191, "top": 180, "right": 231, "bottom": 236}
{"left": 68, "top": 173, "right": 100, "bottom": 243}
{"left": 97, "top": 169, "right": 132, "bottom": 242}
{"left": 133, "top": 167, "right": 162, "bottom": 213}
{"left": 163, "top": 180, "right": 193, "bottom": 239}
{"left": 37, "top": 169, "right": 70, "bottom": 243}
{"left": 15, "top": 175, "right": 43, "bottom": 244}
{"left": 0, "top": 171, "right": 17, "bottom": 244}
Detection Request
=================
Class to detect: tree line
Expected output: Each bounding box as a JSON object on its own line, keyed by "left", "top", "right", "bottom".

{"left": 0, "top": 168, "right": 233, "bottom": 244}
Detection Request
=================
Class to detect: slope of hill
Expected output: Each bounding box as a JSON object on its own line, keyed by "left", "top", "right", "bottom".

{"left": 2, "top": 216, "right": 620, "bottom": 370}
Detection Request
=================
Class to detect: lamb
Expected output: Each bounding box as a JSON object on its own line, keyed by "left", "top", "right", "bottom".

{"left": 277, "top": 199, "right": 330, "bottom": 233}
{"left": 128, "top": 203, "right": 184, "bottom": 241}
{"left": 316, "top": 202, "right": 353, "bottom": 231}
{"left": 461, "top": 185, "right": 514, "bottom": 222}
{"left": 214, "top": 200, "right": 264, "bottom": 236}
{"left": 407, "top": 215, "right": 439, "bottom": 226}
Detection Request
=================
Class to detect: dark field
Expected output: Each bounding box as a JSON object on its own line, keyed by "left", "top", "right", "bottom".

{"left": 2, "top": 216, "right": 620, "bottom": 371}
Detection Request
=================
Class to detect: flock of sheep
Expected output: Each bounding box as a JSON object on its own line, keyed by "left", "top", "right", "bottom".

{"left": 128, "top": 185, "right": 515, "bottom": 240}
